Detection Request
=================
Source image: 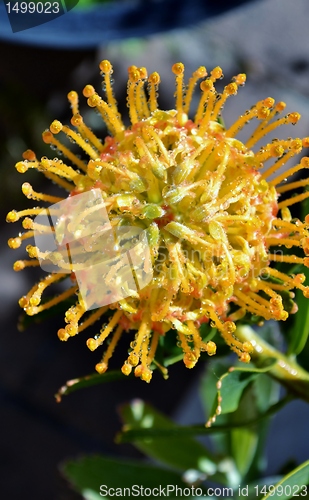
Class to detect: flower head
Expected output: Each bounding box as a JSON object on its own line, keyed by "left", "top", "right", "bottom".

{"left": 7, "top": 60, "right": 309, "bottom": 382}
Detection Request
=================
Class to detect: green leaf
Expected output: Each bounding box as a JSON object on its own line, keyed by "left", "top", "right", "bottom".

{"left": 245, "top": 374, "right": 281, "bottom": 482}
{"left": 62, "top": 455, "right": 190, "bottom": 500}
{"left": 230, "top": 371, "right": 282, "bottom": 482}
{"left": 287, "top": 190, "right": 309, "bottom": 356}
{"left": 55, "top": 370, "right": 126, "bottom": 402}
{"left": 235, "top": 325, "right": 309, "bottom": 403}
{"left": 288, "top": 265, "right": 309, "bottom": 355}
{"left": 117, "top": 397, "right": 290, "bottom": 444}
{"left": 261, "top": 460, "right": 309, "bottom": 499}
{"left": 231, "top": 427, "right": 258, "bottom": 477}
{"left": 233, "top": 477, "right": 282, "bottom": 500}
{"left": 118, "top": 400, "right": 224, "bottom": 482}
{"left": 228, "top": 383, "right": 259, "bottom": 478}
{"left": 74, "top": 0, "right": 112, "bottom": 10}
{"left": 200, "top": 357, "right": 281, "bottom": 482}
{"left": 254, "top": 371, "right": 280, "bottom": 413}
{"left": 200, "top": 359, "right": 223, "bottom": 412}
{"left": 204, "top": 360, "right": 276, "bottom": 422}
{"left": 200, "top": 360, "right": 230, "bottom": 456}
{"left": 219, "top": 368, "right": 259, "bottom": 414}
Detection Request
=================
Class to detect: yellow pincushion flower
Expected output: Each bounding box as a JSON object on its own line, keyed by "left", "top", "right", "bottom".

{"left": 7, "top": 60, "right": 309, "bottom": 382}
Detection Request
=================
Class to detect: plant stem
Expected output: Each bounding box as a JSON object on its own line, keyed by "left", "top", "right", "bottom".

{"left": 236, "top": 325, "right": 309, "bottom": 402}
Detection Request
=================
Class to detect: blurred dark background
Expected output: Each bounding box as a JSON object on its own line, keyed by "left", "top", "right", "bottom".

{"left": 1, "top": 0, "right": 309, "bottom": 498}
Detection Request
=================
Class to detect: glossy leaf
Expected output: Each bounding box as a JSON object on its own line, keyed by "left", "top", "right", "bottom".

{"left": 62, "top": 455, "right": 192, "bottom": 500}
{"left": 55, "top": 370, "right": 125, "bottom": 401}
{"left": 287, "top": 263, "right": 309, "bottom": 356}
{"left": 201, "top": 357, "right": 281, "bottom": 482}
{"left": 245, "top": 374, "right": 281, "bottom": 482}
{"left": 231, "top": 427, "right": 258, "bottom": 477}
{"left": 229, "top": 387, "right": 260, "bottom": 480}
{"left": 118, "top": 397, "right": 289, "bottom": 441}
{"left": 233, "top": 477, "right": 282, "bottom": 500}
{"left": 288, "top": 267, "right": 309, "bottom": 357}
{"left": 204, "top": 359, "right": 276, "bottom": 421}
{"left": 261, "top": 460, "right": 309, "bottom": 499}
{"left": 118, "top": 399, "right": 226, "bottom": 483}
{"left": 287, "top": 190, "right": 309, "bottom": 355}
